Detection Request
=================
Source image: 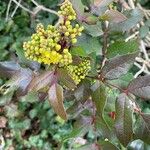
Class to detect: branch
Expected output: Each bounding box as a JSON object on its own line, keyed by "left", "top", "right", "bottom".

{"left": 6, "top": 0, "right": 60, "bottom": 22}
{"left": 99, "top": 21, "right": 109, "bottom": 73}
{"left": 5, "top": 0, "right": 13, "bottom": 21}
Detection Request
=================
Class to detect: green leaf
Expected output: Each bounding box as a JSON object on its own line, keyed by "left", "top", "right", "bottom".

{"left": 76, "top": 33, "right": 102, "bottom": 54}
{"left": 91, "top": 81, "right": 107, "bottom": 116}
{"left": 74, "top": 80, "right": 91, "bottom": 102}
{"left": 101, "top": 52, "right": 138, "bottom": 80}
{"left": 139, "top": 25, "right": 149, "bottom": 38}
{"left": 110, "top": 73, "right": 134, "bottom": 89}
{"left": 110, "top": 8, "right": 143, "bottom": 32}
{"left": 70, "top": 46, "right": 87, "bottom": 57}
{"left": 28, "top": 71, "right": 54, "bottom": 92}
{"left": 63, "top": 125, "right": 90, "bottom": 141}
{"left": 82, "top": 21, "right": 103, "bottom": 37}
{"left": 0, "top": 85, "right": 17, "bottom": 106}
{"left": 145, "top": 19, "right": 150, "bottom": 27}
{"left": 107, "top": 40, "right": 139, "bottom": 58}
{"left": 48, "top": 83, "right": 67, "bottom": 120}
{"left": 70, "top": 0, "right": 85, "bottom": 19}
{"left": 0, "top": 36, "right": 12, "bottom": 49}
{"left": 128, "top": 75, "right": 150, "bottom": 100}
{"left": 134, "top": 113, "right": 150, "bottom": 144}
{"left": 20, "top": 92, "right": 38, "bottom": 103}
{"left": 91, "top": 81, "right": 113, "bottom": 139}
{"left": 58, "top": 68, "right": 77, "bottom": 90}
{"left": 98, "top": 140, "right": 119, "bottom": 150}
{"left": 74, "top": 144, "right": 98, "bottom": 150}
{"left": 115, "top": 93, "right": 133, "bottom": 146}
{"left": 5, "top": 103, "right": 20, "bottom": 118}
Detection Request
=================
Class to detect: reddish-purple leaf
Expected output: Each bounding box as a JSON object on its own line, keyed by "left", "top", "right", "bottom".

{"left": 28, "top": 71, "right": 54, "bottom": 92}
{"left": 128, "top": 75, "right": 150, "bottom": 100}
{"left": 115, "top": 93, "right": 133, "bottom": 146}
{"left": 0, "top": 61, "right": 21, "bottom": 78}
{"left": 134, "top": 113, "right": 150, "bottom": 144}
{"left": 105, "top": 10, "right": 127, "bottom": 23}
{"left": 101, "top": 53, "right": 137, "bottom": 80}
{"left": 57, "top": 68, "right": 76, "bottom": 90}
{"left": 48, "top": 83, "right": 67, "bottom": 120}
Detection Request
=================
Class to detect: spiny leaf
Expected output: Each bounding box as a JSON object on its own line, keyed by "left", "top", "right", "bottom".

{"left": 91, "top": 81, "right": 113, "bottom": 139}
{"left": 91, "top": 0, "right": 113, "bottom": 16}
{"left": 3, "top": 68, "right": 33, "bottom": 96}
{"left": 48, "top": 83, "right": 67, "bottom": 120}
{"left": 107, "top": 40, "right": 139, "bottom": 58}
{"left": 57, "top": 68, "right": 76, "bottom": 90}
{"left": 110, "top": 8, "right": 143, "bottom": 32}
{"left": 76, "top": 33, "right": 102, "bottom": 54}
{"left": 93, "top": 0, "right": 113, "bottom": 6}
{"left": 91, "top": 81, "right": 107, "bottom": 116}
{"left": 0, "top": 61, "right": 21, "bottom": 77}
{"left": 98, "top": 140, "right": 119, "bottom": 150}
{"left": 70, "top": 0, "right": 85, "bottom": 20}
{"left": 28, "top": 71, "right": 54, "bottom": 92}
{"left": 134, "top": 113, "right": 150, "bottom": 144}
{"left": 101, "top": 52, "right": 138, "bottom": 80}
{"left": 82, "top": 21, "right": 103, "bottom": 37}
{"left": 70, "top": 46, "right": 87, "bottom": 57}
{"left": 128, "top": 75, "right": 150, "bottom": 100}
{"left": 105, "top": 10, "right": 127, "bottom": 23}
{"left": 115, "top": 93, "right": 133, "bottom": 146}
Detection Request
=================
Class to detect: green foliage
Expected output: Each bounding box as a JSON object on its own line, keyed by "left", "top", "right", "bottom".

{"left": 0, "top": 0, "right": 150, "bottom": 149}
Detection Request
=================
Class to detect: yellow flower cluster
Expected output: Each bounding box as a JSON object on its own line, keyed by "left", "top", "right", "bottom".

{"left": 58, "top": 0, "right": 76, "bottom": 20}
{"left": 67, "top": 59, "right": 91, "bottom": 85}
{"left": 23, "top": 0, "right": 84, "bottom": 66}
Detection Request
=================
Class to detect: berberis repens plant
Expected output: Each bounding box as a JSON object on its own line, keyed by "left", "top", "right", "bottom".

{"left": 0, "top": 0, "right": 150, "bottom": 149}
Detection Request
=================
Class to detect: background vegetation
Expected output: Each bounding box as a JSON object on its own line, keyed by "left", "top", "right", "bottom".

{"left": 0, "top": 0, "right": 150, "bottom": 150}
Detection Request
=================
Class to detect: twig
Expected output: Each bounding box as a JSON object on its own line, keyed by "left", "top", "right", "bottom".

{"left": 100, "top": 21, "right": 109, "bottom": 70}
{"left": 10, "top": 0, "right": 22, "bottom": 18}
{"left": 5, "top": 0, "right": 12, "bottom": 21}
{"left": 31, "top": 0, "right": 39, "bottom": 6}
{"left": 11, "top": 0, "right": 34, "bottom": 14}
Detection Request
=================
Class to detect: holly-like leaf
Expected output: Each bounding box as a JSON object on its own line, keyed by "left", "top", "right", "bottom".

{"left": 91, "top": 81, "right": 113, "bottom": 139}
{"left": 76, "top": 33, "right": 102, "bottom": 54}
{"left": 134, "top": 113, "right": 150, "bottom": 144}
{"left": 139, "top": 25, "right": 149, "bottom": 38}
{"left": 11, "top": 68, "right": 33, "bottom": 96}
{"left": 105, "top": 10, "right": 127, "bottom": 23}
{"left": 101, "top": 53, "right": 138, "bottom": 80}
{"left": 57, "top": 68, "right": 76, "bottom": 90}
{"left": 0, "top": 61, "right": 21, "bottom": 77}
{"left": 91, "top": 81, "right": 107, "bottom": 116}
{"left": 107, "top": 40, "right": 139, "bottom": 58}
{"left": 82, "top": 21, "right": 103, "bottom": 37}
{"left": 128, "top": 75, "right": 150, "bottom": 100}
{"left": 70, "top": 46, "right": 87, "bottom": 57}
{"left": 110, "top": 8, "right": 143, "bottom": 32}
{"left": 48, "top": 83, "right": 67, "bottom": 120}
{"left": 115, "top": 93, "right": 133, "bottom": 146}
{"left": 98, "top": 140, "right": 119, "bottom": 150}
{"left": 70, "top": 0, "right": 85, "bottom": 20}
{"left": 74, "top": 80, "right": 91, "bottom": 102}
{"left": 28, "top": 71, "right": 54, "bottom": 92}
{"left": 91, "top": 0, "right": 113, "bottom": 16}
